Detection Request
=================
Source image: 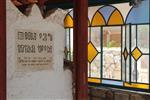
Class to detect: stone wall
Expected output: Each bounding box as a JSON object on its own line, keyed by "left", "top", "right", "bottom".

{"left": 103, "top": 48, "right": 121, "bottom": 80}
{"left": 89, "top": 87, "right": 150, "bottom": 100}
{"left": 7, "top": 0, "right": 72, "bottom": 99}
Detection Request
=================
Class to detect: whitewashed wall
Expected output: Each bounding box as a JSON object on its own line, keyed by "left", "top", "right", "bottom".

{"left": 7, "top": 1, "right": 72, "bottom": 100}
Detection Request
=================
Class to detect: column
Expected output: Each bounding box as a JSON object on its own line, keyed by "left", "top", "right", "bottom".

{"left": 73, "top": 0, "right": 88, "bottom": 99}
{"left": 0, "top": 0, "right": 6, "bottom": 99}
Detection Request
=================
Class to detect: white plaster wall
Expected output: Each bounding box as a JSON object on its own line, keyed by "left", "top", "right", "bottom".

{"left": 7, "top": 1, "right": 72, "bottom": 100}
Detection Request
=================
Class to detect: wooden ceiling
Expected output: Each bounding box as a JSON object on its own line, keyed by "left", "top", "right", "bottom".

{"left": 45, "top": 0, "right": 130, "bottom": 4}
{"left": 12, "top": 0, "right": 130, "bottom": 9}
{"left": 45, "top": 0, "right": 73, "bottom": 4}
{"left": 11, "top": 0, "right": 130, "bottom": 16}
{"left": 45, "top": 0, "right": 130, "bottom": 9}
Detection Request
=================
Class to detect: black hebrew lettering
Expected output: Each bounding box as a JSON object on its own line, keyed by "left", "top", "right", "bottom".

{"left": 17, "top": 45, "right": 36, "bottom": 53}
{"left": 17, "top": 31, "right": 36, "bottom": 40}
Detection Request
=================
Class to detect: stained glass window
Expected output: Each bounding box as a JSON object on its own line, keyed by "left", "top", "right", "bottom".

{"left": 123, "top": 0, "right": 150, "bottom": 90}
{"left": 64, "top": 0, "right": 150, "bottom": 92}
{"left": 64, "top": 14, "right": 73, "bottom": 28}
{"left": 64, "top": 10, "right": 73, "bottom": 61}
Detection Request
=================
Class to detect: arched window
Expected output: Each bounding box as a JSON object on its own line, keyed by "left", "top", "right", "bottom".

{"left": 64, "top": 10, "right": 74, "bottom": 61}
{"left": 123, "top": 0, "right": 150, "bottom": 90}
{"left": 64, "top": 0, "right": 150, "bottom": 92}
{"left": 64, "top": 10, "right": 90, "bottom": 61}
{"left": 88, "top": 5, "right": 124, "bottom": 84}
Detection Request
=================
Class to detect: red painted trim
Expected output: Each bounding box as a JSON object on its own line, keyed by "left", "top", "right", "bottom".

{"left": 73, "top": 0, "right": 88, "bottom": 99}
{"left": 0, "top": 0, "right": 6, "bottom": 99}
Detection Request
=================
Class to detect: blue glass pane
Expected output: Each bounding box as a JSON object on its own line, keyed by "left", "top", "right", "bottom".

{"left": 99, "top": 6, "right": 116, "bottom": 22}
{"left": 126, "top": 0, "right": 149, "bottom": 24}
{"left": 102, "top": 79, "right": 123, "bottom": 86}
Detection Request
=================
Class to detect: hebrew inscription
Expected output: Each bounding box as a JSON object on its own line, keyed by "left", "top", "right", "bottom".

{"left": 15, "top": 29, "right": 53, "bottom": 71}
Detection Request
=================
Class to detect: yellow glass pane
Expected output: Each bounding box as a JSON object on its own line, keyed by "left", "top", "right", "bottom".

{"left": 132, "top": 47, "right": 142, "bottom": 61}
{"left": 123, "top": 48, "right": 128, "bottom": 60}
{"left": 88, "top": 78, "right": 101, "bottom": 83}
{"left": 64, "top": 15, "right": 73, "bottom": 28}
{"left": 124, "top": 83, "right": 149, "bottom": 89}
{"left": 88, "top": 42, "right": 98, "bottom": 63}
{"left": 91, "top": 12, "right": 106, "bottom": 26}
{"left": 108, "top": 10, "right": 124, "bottom": 25}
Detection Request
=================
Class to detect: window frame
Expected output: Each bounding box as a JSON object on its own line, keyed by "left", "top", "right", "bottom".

{"left": 64, "top": 2, "right": 150, "bottom": 93}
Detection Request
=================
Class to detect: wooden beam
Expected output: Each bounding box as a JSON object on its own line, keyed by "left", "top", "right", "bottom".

{"left": 38, "top": 0, "right": 47, "bottom": 6}
{"left": 45, "top": 0, "right": 130, "bottom": 10}
{"left": 73, "top": 0, "right": 88, "bottom": 99}
{"left": 46, "top": 0, "right": 72, "bottom": 4}
{"left": 0, "top": 0, "right": 6, "bottom": 99}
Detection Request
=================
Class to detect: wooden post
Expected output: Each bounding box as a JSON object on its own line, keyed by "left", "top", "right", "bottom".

{"left": 0, "top": 0, "right": 6, "bottom": 99}
{"left": 73, "top": 0, "right": 88, "bottom": 99}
